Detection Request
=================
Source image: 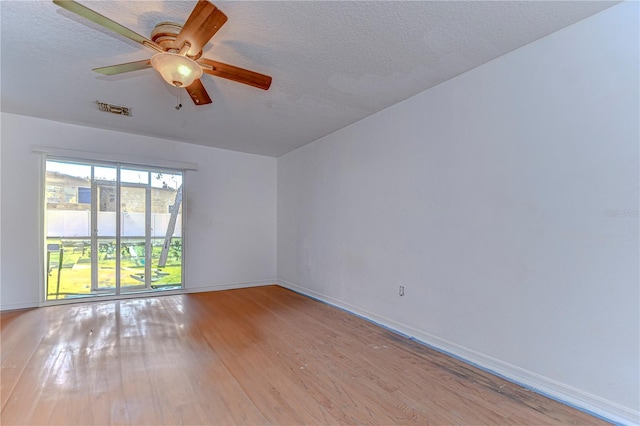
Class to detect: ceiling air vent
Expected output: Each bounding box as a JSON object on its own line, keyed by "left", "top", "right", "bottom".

{"left": 97, "top": 101, "right": 131, "bottom": 116}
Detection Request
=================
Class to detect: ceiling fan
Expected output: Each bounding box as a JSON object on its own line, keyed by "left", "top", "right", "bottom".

{"left": 52, "top": 0, "right": 272, "bottom": 106}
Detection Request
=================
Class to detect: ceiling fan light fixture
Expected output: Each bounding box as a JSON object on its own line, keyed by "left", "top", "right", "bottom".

{"left": 150, "top": 52, "right": 203, "bottom": 88}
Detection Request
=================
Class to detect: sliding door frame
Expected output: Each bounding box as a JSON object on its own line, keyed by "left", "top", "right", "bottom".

{"left": 41, "top": 155, "right": 187, "bottom": 305}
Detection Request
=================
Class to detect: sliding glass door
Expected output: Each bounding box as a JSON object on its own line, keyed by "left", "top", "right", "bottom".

{"left": 95, "top": 165, "right": 117, "bottom": 293}
{"left": 45, "top": 159, "right": 183, "bottom": 301}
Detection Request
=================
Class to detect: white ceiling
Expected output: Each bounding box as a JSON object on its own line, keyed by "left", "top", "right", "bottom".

{"left": 1, "top": 1, "right": 618, "bottom": 157}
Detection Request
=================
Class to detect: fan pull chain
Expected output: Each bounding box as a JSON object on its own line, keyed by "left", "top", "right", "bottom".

{"left": 175, "top": 86, "right": 183, "bottom": 110}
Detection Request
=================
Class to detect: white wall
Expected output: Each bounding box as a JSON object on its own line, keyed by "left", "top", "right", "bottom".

{"left": 1, "top": 113, "right": 277, "bottom": 310}
{"left": 278, "top": 3, "right": 639, "bottom": 423}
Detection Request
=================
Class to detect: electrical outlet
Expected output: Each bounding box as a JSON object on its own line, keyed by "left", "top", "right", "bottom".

{"left": 399, "top": 285, "right": 405, "bottom": 296}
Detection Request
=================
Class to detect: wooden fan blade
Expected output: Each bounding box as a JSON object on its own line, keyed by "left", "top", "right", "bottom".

{"left": 198, "top": 58, "right": 272, "bottom": 90}
{"left": 185, "top": 79, "right": 212, "bottom": 105}
{"left": 52, "top": 0, "right": 163, "bottom": 53}
{"left": 175, "top": 1, "right": 228, "bottom": 57}
{"left": 93, "top": 60, "right": 151, "bottom": 75}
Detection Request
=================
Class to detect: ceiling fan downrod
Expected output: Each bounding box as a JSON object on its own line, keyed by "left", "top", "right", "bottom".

{"left": 176, "top": 87, "right": 182, "bottom": 110}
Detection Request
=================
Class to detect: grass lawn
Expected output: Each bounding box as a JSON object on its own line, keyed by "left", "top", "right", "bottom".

{"left": 46, "top": 239, "right": 182, "bottom": 299}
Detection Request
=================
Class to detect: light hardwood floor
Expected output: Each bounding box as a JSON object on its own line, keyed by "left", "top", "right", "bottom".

{"left": 1, "top": 285, "right": 607, "bottom": 425}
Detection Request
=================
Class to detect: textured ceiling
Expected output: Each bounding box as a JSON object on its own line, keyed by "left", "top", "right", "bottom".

{"left": 1, "top": 1, "right": 618, "bottom": 157}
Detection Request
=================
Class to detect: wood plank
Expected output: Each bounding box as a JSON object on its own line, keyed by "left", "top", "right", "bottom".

{"left": 0, "top": 286, "right": 608, "bottom": 425}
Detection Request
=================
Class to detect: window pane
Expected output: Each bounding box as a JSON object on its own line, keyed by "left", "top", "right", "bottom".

{"left": 151, "top": 172, "right": 182, "bottom": 190}
{"left": 95, "top": 166, "right": 116, "bottom": 182}
{"left": 47, "top": 161, "right": 91, "bottom": 180}
{"left": 45, "top": 160, "right": 94, "bottom": 300}
{"left": 151, "top": 174, "right": 182, "bottom": 290}
{"left": 96, "top": 165, "right": 117, "bottom": 292}
{"left": 121, "top": 169, "right": 149, "bottom": 185}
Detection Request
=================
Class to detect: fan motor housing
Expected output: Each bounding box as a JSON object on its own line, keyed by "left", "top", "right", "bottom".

{"left": 151, "top": 22, "right": 202, "bottom": 60}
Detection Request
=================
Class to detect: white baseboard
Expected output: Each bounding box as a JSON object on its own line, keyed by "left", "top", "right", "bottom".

{"left": 0, "top": 300, "right": 40, "bottom": 311}
{"left": 186, "top": 279, "right": 277, "bottom": 294}
{"left": 278, "top": 279, "right": 639, "bottom": 426}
